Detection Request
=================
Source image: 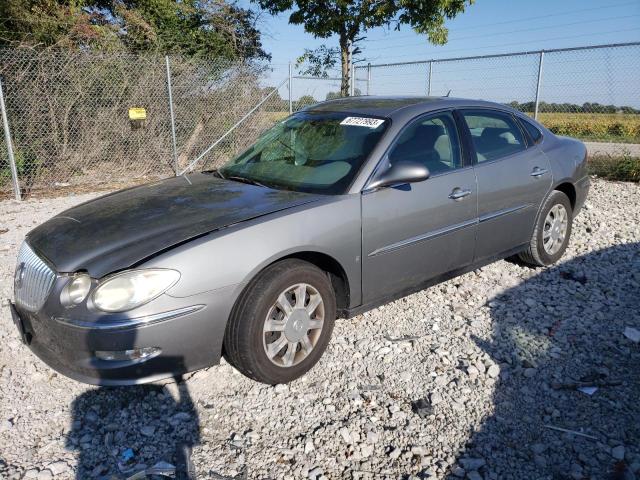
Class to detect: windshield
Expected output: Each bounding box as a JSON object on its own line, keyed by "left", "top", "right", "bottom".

{"left": 220, "top": 111, "right": 389, "bottom": 194}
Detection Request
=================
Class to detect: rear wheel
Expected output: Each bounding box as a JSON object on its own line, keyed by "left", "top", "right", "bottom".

{"left": 519, "top": 190, "right": 573, "bottom": 266}
{"left": 223, "top": 259, "right": 336, "bottom": 384}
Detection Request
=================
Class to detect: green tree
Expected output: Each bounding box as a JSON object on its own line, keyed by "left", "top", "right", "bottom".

{"left": 254, "top": 0, "right": 474, "bottom": 95}
{"left": 0, "top": 0, "right": 269, "bottom": 62}
{"left": 294, "top": 94, "right": 317, "bottom": 110}
{"left": 296, "top": 45, "right": 339, "bottom": 78}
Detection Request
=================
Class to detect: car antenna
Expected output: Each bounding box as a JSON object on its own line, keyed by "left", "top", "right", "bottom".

{"left": 445, "top": 90, "right": 451, "bottom": 97}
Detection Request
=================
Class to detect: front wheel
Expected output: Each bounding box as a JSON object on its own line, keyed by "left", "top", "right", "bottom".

{"left": 223, "top": 259, "right": 336, "bottom": 384}
{"left": 519, "top": 190, "right": 573, "bottom": 267}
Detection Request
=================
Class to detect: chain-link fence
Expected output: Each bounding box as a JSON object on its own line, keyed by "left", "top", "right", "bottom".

{"left": 2, "top": 42, "right": 639, "bottom": 199}
{"left": 291, "top": 74, "right": 344, "bottom": 112}
{"left": 357, "top": 42, "right": 640, "bottom": 144}
{"left": 0, "top": 49, "right": 289, "bottom": 199}
{"left": 0, "top": 51, "right": 170, "bottom": 197}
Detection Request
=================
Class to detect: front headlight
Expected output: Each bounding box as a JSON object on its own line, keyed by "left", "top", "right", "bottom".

{"left": 92, "top": 269, "right": 180, "bottom": 312}
{"left": 61, "top": 274, "right": 92, "bottom": 307}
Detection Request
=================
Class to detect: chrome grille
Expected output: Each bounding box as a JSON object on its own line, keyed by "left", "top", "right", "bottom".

{"left": 14, "top": 242, "right": 56, "bottom": 312}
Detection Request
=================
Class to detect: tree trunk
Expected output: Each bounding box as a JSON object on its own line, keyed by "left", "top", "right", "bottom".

{"left": 340, "top": 33, "right": 350, "bottom": 97}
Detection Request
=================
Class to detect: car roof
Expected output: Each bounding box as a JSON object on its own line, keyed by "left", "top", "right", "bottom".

{"left": 303, "top": 95, "right": 518, "bottom": 119}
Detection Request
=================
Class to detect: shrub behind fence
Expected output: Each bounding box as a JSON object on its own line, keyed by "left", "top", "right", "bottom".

{"left": 0, "top": 50, "right": 287, "bottom": 197}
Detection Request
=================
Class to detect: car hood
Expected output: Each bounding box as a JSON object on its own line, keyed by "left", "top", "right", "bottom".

{"left": 26, "top": 173, "right": 322, "bottom": 277}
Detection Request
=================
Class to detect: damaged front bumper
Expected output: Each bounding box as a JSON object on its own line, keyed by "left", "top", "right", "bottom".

{"left": 9, "top": 286, "right": 238, "bottom": 386}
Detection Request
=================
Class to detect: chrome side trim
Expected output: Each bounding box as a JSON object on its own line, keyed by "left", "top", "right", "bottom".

{"left": 368, "top": 218, "right": 477, "bottom": 257}
{"left": 54, "top": 304, "right": 205, "bottom": 330}
{"left": 478, "top": 204, "right": 533, "bottom": 224}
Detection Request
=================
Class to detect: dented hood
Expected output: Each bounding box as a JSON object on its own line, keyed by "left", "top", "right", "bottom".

{"left": 26, "top": 173, "right": 321, "bottom": 277}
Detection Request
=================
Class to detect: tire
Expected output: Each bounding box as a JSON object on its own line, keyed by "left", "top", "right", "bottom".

{"left": 223, "top": 259, "right": 336, "bottom": 385}
{"left": 519, "top": 190, "right": 573, "bottom": 267}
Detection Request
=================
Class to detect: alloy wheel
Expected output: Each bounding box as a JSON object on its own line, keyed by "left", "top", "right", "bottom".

{"left": 262, "top": 283, "right": 325, "bottom": 368}
{"left": 543, "top": 204, "right": 568, "bottom": 255}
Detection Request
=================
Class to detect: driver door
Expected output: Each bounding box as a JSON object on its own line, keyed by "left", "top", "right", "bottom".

{"left": 361, "top": 111, "right": 478, "bottom": 303}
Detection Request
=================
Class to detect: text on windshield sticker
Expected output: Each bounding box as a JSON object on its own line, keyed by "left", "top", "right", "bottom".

{"left": 340, "top": 117, "right": 385, "bottom": 128}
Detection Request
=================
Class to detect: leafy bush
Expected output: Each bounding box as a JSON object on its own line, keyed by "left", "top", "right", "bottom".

{"left": 0, "top": 148, "right": 39, "bottom": 189}
{"left": 589, "top": 154, "right": 640, "bottom": 182}
{"left": 0, "top": 50, "right": 277, "bottom": 195}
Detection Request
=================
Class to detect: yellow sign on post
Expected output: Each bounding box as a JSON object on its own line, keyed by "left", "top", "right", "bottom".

{"left": 128, "top": 108, "right": 147, "bottom": 120}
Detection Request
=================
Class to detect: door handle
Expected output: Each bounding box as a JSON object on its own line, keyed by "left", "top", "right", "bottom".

{"left": 449, "top": 188, "right": 472, "bottom": 200}
{"left": 530, "top": 167, "right": 548, "bottom": 177}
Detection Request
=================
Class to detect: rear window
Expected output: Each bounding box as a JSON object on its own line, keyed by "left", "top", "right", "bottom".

{"left": 461, "top": 110, "right": 526, "bottom": 163}
{"left": 520, "top": 118, "right": 543, "bottom": 144}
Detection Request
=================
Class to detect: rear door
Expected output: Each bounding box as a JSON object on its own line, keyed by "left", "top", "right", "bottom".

{"left": 361, "top": 110, "right": 477, "bottom": 303}
{"left": 459, "top": 109, "right": 552, "bottom": 261}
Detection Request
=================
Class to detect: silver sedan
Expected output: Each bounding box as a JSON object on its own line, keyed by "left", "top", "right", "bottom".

{"left": 10, "top": 96, "right": 589, "bottom": 385}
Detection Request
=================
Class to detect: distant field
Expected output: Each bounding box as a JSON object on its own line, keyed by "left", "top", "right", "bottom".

{"left": 268, "top": 111, "right": 640, "bottom": 143}
{"left": 522, "top": 112, "right": 639, "bottom": 143}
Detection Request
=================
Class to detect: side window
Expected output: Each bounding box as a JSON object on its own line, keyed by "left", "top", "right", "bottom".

{"left": 520, "top": 117, "right": 543, "bottom": 144}
{"left": 388, "top": 112, "right": 462, "bottom": 175}
{"left": 462, "top": 110, "right": 526, "bottom": 163}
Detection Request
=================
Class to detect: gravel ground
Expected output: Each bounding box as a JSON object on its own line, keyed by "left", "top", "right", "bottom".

{"left": 0, "top": 179, "right": 639, "bottom": 480}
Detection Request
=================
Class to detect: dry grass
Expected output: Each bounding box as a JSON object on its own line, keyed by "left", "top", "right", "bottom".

{"left": 536, "top": 113, "right": 640, "bottom": 143}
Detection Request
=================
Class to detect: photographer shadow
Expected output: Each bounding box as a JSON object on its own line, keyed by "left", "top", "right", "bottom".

{"left": 450, "top": 242, "right": 640, "bottom": 478}
{"left": 65, "top": 327, "right": 200, "bottom": 479}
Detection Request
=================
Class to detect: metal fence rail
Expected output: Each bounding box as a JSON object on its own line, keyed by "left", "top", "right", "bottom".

{"left": 355, "top": 42, "right": 640, "bottom": 111}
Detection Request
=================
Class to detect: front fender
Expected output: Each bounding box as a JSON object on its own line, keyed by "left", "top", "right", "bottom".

{"left": 142, "top": 194, "right": 363, "bottom": 307}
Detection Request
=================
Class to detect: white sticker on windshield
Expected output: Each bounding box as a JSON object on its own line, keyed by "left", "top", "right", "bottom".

{"left": 340, "top": 116, "right": 385, "bottom": 128}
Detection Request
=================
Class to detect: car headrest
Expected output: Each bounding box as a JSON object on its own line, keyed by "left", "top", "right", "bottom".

{"left": 480, "top": 127, "right": 510, "bottom": 141}
{"left": 416, "top": 124, "right": 445, "bottom": 146}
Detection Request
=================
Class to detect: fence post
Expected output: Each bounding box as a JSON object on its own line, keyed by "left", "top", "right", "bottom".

{"left": 165, "top": 56, "right": 179, "bottom": 175}
{"left": 350, "top": 62, "right": 355, "bottom": 96}
{"left": 427, "top": 60, "right": 433, "bottom": 96}
{"left": 366, "top": 63, "right": 371, "bottom": 95}
{"left": 0, "top": 77, "right": 20, "bottom": 201}
{"left": 288, "top": 62, "right": 293, "bottom": 114}
{"left": 534, "top": 50, "right": 545, "bottom": 120}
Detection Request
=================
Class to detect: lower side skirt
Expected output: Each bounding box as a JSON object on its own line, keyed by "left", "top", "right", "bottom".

{"left": 340, "top": 243, "right": 528, "bottom": 319}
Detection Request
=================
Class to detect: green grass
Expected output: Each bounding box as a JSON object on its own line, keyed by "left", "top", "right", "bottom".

{"left": 588, "top": 154, "right": 640, "bottom": 182}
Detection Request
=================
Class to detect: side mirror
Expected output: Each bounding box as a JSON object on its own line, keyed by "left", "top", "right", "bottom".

{"left": 366, "top": 160, "right": 430, "bottom": 190}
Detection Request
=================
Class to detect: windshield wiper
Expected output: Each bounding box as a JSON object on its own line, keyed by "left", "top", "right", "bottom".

{"left": 225, "top": 175, "right": 269, "bottom": 189}
{"left": 277, "top": 138, "right": 304, "bottom": 158}
{"left": 203, "top": 169, "right": 226, "bottom": 179}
